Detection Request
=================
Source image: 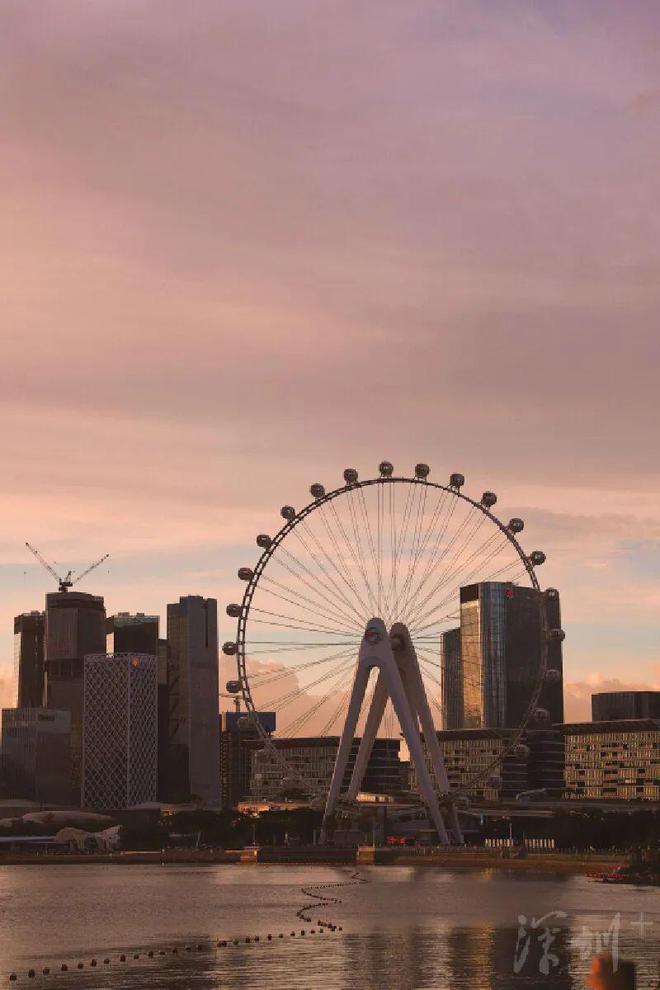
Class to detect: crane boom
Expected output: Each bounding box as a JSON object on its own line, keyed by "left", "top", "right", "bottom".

{"left": 25, "top": 542, "right": 109, "bottom": 592}
{"left": 24, "top": 542, "right": 65, "bottom": 587}
{"left": 72, "top": 553, "right": 110, "bottom": 586}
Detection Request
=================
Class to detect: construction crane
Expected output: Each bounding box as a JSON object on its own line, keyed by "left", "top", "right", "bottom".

{"left": 25, "top": 542, "right": 110, "bottom": 593}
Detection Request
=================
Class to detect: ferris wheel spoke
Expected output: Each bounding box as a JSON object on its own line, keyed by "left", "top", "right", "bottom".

{"left": 261, "top": 656, "right": 356, "bottom": 713}
{"left": 345, "top": 489, "right": 379, "bottom": 616}
{"left": 245, "top": 640, "right": 359, "bottom": 652}
{"left": 397, "top": 484, "right": 445, "bottom": 618}
{"left": 247, "top": 648, "right": 358, "bottom": 687}
{"left": 403, "top": 493, "right": 460, "bottom": 618}
{"left": 290, "top": 520, "right": 368, "bottom": 627}
{"left": 407, "top": 522, "right": 500, "bottom": 628}
{"left": 249, "top": 616, "right": 360, "bottom": 637}
{"left": 278, "top": 660, "right": 356, "bottom": 735}
{"left": 297, "top": 514, "right": 370, "bottom": 622}
{"left": 396, "top": 482, "right": 428, "bottom": 619}
{"left": 259, "top": 573, "right": 362, "bottom": 632}
{"left": 357, "top": 486, "right": 384, "bottom": 617}
{"left": 318, "top": 687, "right": 352, "bottom": 737}
{"left": 259, "top": 571, "right": 360, "bottom": 618}
{"left": 250, "top": 606, "right": 362, "bottom": 636}
{"left": 390, "top": 480, "right": 419, "bottom": 621}
{"left": 407, "top": 507, "right": 485, "bottom": 622}
{"left": 256, "top": 580, "right": 363, "bottom": 633}
{"left": 275, "top": 543, "right": 364, "bottom": 626}
{"left": 319, "top": 500, "right": 374, "bottom": 618}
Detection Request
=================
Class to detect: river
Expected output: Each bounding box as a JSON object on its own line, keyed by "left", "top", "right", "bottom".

{"left": 0, "top": 864, "right": 658, "bottom": 988}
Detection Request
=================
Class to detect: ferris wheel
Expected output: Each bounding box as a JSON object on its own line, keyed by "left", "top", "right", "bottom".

{"left": 223, "top": 462, "right": 563, "bottom": 841}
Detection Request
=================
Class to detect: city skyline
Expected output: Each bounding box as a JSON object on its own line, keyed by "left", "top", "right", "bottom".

{"left": 2, "top": 1, "right": 659, "bottom": 719}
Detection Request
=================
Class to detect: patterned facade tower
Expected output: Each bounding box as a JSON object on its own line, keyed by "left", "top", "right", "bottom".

{"left": 82, "top": 653, "right": 158, "bottom": 810}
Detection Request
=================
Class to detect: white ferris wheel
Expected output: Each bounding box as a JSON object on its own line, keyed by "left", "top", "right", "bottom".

{"left": 223, "top": 462, "right": 563, "bottom": 845}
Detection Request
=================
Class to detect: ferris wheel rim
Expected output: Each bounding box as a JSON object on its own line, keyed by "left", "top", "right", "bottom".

{"left": 230, "top": 471, "right": 547, "bottom": 802}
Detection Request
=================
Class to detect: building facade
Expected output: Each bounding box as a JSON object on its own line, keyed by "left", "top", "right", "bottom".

{"left": 106, "top": 613, "right": 159, "bottom": 655}
{"left": 44, "top": 591, "right": 106, "bottom": 798}
{"left": 1, "top": 708, "right": 71, "bottom": 804}
{"left": 562, "top": 719, "right": 660, "bottom": 801}
{"left": 220, "top": 711, "right": 276, "bottom": 808}
{"left": 442, "top": 582, "right": 563, "bottom": 730}
{"left": 15, "top": 611, "right": 45, "bottom": 709}
{"left": 410, "top": 728, "right": 528, "bottom": 802}
{"left": 166, "top": 597, "right": 220, "bottom": 805}
{"left": 82, "top": 653, "right": 158, "bottom": 810}
{"left": 592, "top": 691, "right": 660, "bottom": 723}
{"left": 440, "top": 627, "right": 462, "bottom": 730}
{"left": 248, "top": 736, "right": 402, "bottom": 801}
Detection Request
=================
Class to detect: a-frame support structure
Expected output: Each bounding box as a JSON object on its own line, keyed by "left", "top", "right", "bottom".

{"left": 321, "top": 618, "right": 462, "bottom": 845}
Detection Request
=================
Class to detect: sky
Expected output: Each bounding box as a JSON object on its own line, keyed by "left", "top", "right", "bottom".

{"left": 2, "top": 0, "right": 660, "bottom": 721}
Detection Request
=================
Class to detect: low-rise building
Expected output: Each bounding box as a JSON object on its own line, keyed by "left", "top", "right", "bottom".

{"left": 249, "top": 736, "right": 402, "bottom": 801}
{"left": 562, "top": 719, "right": 660, "bottom": 801}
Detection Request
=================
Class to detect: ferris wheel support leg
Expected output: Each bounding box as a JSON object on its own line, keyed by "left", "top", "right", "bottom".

{"left": 346, "top": 671, "right": 388, "bottom": 801}
{"left": 385, "top": 663, "right": 450, "bottom": 847}
{"left": 321, "top": 657, "right": 372, "bottom": 841}
{"left": 391, "top": 624, "right": 463, "bottom": 845}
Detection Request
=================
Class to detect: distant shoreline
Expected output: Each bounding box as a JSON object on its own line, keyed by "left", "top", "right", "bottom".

{"left": 0, "top": 848, "right": 626, "bottom": 874}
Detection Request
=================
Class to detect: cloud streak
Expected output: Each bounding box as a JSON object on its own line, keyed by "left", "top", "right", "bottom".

{"left": 1, "top": 1, "right": 659, "bottom": 697}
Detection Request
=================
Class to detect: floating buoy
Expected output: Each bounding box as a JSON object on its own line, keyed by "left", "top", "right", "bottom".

{"left": 133, "top": 953, "right": 139, "bottom": 960}
{"left": 103, "top": 958, "right": 110, "bottom": 964}
{"left": 148, "top": 950, "right": 154, "bottom": 958}
{"left": 90, "top": 959, "right": 97, "bottom": 967}
{"left": 61, "top": 964, "right": 68, "bottom": 972}
{"left": 42, "top": 968, "right": 50, "bottom": 975}
{"left": 9, "top": 975, "right": 17, "bottom": 982}
{"left": 172, "top": 948, "right": 178, "bottom": 955}
{"left": 27, "top": 972, "right": 35, "bottom": 980}
{"left": 119, "top": 954, "right": 126, "bottom": 962}
{"left": 76, "top": 963, "right": 84, "bottom": 970}
{"left": 196, "top": 944, "right": 203, "bottom": 951}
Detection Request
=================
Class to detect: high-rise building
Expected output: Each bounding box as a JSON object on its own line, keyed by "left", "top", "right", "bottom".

{"left": 1, "top": 708, "right": 71, "bottom": 804}
{"left": 81, "top": 653, "right": 158, "bottom": 810}
{"left": 563, "top": 719, "right": 660, "bottom": 800}
{"left": 443, "top": 582, "right": 563, "bottom": 730}
{"left": 592, "top": 691, "right": 660, "bottom": 722}
{"left": 440, "top": 627, "right": 462, "bottom": 729}
{"left": 15, "top": 611, "right": 45, "bottom": 709}
{"left": 106, "top": 613, "right": 159, "bottom": 655}
{"left": 220, "top": 711, "right": 276, "bottom": 808}
{"left": 44, "top": 591, "right": 106, "bottom": 798}
{"left": 166, "top": 596, "right": 220, "bottom": 805}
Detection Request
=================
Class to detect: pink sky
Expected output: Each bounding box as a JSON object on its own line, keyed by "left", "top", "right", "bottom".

{"left": 2, "top": 1, "right": 660, "bottom": 719}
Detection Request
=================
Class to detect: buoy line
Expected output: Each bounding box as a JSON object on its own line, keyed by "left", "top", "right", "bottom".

{"left": 296, "top": 870, "right": 367, "bottom": 928}
{"left": 6, "top": 870, "right": 366, "bottom": 983}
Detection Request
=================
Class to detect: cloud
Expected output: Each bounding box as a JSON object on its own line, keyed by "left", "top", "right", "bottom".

{"left": 0, "top": 675, "right": 16, "bottom": 712}
{"left": 564, "top": 672, "right": 660, "bottom": 722}
{"left": 2, "top": 0, "right": 660, "bottom": 693}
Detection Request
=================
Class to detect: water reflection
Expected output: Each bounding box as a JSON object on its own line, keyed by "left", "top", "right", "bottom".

{"left": 1, "top": 866, "right": 657, "bottom": 989}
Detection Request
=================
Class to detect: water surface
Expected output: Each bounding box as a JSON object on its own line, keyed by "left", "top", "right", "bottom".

{"left": 0, "top": 864, "right": 657, "bottom": 988}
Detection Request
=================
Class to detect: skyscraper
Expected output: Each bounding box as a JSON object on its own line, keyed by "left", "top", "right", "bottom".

{"left": 15, "top": 611, "right": 45, "bottom": 709}
{"left": 82, "top": 653, "right": 158, "bottom": 810}
{"left": 442, "top": 582, "right": 563, "bottom": 730}
{"left": 166, "top": 596, "right": 220, "bottom": 805}
{"left": 44, "top": 590, "right": 106, "bottom": 798}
